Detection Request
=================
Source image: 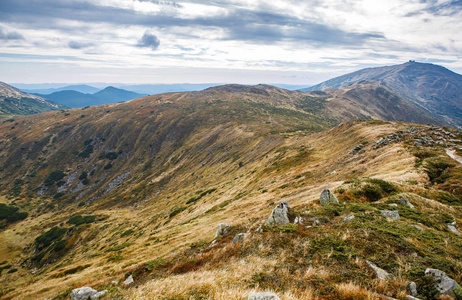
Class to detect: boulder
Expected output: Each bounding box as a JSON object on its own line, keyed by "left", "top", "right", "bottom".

{"left": 447, "top": 224, "right": 461, "bottom": 236}
{"left": 408, "top": 281, "right": 418, "bottom": 296}
{"left": 381, "top": 210, "right": 400, "bottom": 220}
{"left": 425, "top": 268, "right": 462, "bottom": 299}
{"left": 233, "top": 233, "right": 250, "bottom": 243}
{"left": 266, "top": 201, "right": 290, "bottom": 226}
{"left": 406, "top": 296, "right": 422, "bottom": 300}
{"left": 91, "top": 290, "right": 108, "bottom": 300}
{"left": 320, "top": 189, "right": 339, "bottom": 206}
{"left": 366, "top": 260, "right": 392, "bottom": 280}
{"left": 248, "top": 292, "right": 281, "bottom": 300}
{"left": 215, "top": 223, "right": 231, "bottom": 238}
{"left": 343, "top": 215, "right": 355, "bottom": 222}
{"left": 123, "top": 274, "right": 134, "bottom": 286}
{"left": 71, "top": 287, "right": 97, "bottom": 300}
{"left": 398, "top": 197, "right": 414, "bottom": 209}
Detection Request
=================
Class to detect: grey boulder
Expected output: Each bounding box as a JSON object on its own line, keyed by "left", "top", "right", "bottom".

{"left": 320, "top": 189, "right": 339, "bottom": 206}
{"left": 215, "top": 223, "right": 231, "bottom": 238}
{"left": 399, "top": 197, "right": 414, "bottom": 209}
{"left": 425, "top": 268, "right": 462, "bottom": 299}
{"left": 233, "top": 233, "right": 250, "bottom": 243}
{"left": 367, "top": 260, "right": 392, "bottom": 280}
{"left": 381, "top": 210, "right": 400, "bottom": 220}
{"left": 266, "top": 201, "right": 290, "bottom": 226}
{"left": 123, "top": 274, "right": 134, "bottom": 286}
{"left": 71, "top": 287, "right": 97, "bottom": 300}
{"left": 248, "top": 292, "right": 281, "bottom": 300}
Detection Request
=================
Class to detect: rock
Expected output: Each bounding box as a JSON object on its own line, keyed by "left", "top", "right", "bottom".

{"left": 123, "top": 274, "right": 134, "bottom": 286}
{"left": 294, "top": 216, "right": 303, "bottom": 224}
{"left": 399, "top": 197, "right": 414, "bottom": 209}
{"left": 266, "top": 201, "right": 290, "bottom": 226}
{"left": 389, "top": 203, "right": 398, "bottom": 207}
{"left": 366, "top": 260, "right": 392, "bottom": 280}
{"left": 343, "top": 215, "right": 355, "bottom": 222}
{"left": 381, "top": 210, "right": 400, "bottom": 220}
{"left": 412, "top": 224, "right": 424, "bottom": 231}
{"left": 408, "top": 282, "right": 418, "bottom": 296}
{"left": 447, "top": 224, "right": 461, "bottom": 236}
{"left": 248, "top": 292, "right": 281, "bottom": 300}
{"left": 233, "top": 233, "right": 250, "bottom": 243}
{"left": 425, "top": 268, "right": 462, "bottom": 298}
{"left": 320, "top": 189, "right": 339, "bottom": 206}
{"left": 406, "top": 296, "right": 422, "bottom": 300}
{"left": 91, "top": 290, "right": 108, "bottom": 300}
{"left": 215, "top": 223, "right": 231, "bottom": 238}
{"left": 71, "top": 287, "right": 97, "bottom": 300}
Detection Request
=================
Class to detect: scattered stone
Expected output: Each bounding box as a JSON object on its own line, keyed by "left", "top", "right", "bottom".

{"left": 412, "top": 225, "right": 423, "bottom": 231}
{"left": 248, "top": 292, "right": 281, "bottom": 300}
{"left": 266, "top": 201, "right": 291, "bottom": 226}
{"left": 399, "top": 197, "right": 414, "bottom": 209}
{"left": 447, "top": 224, "right": 461, "bottom": 236}
{"left": 233, "top": 233, "right": 250, "bottom": 243}
{"left": 406, "top": 296, "right": 422, "bottom": 300}
{"left": 123, "top": 274, "right": 134, "bottom": 286}
{"left": 71, "top": 287, "right": 98, "bottom": 300}
{"left": 294, "top": 216, "right": 303, "bottom": 224}
{"left": 91, "top": 290, "right": 108, "bottom": 300}
{"left": 320, "top": 189, "right": 339, "bottom": 206}
{"left": 215, "top": 223, "right": 231, "bottom": 238}
{"left": 343, "top": 215, "right": 355, "bottom": 222}
{"left": 381, "top": 210, "right": 400, "bottom": 221}
{"left": 367, "top": 260, "right": 392, "bottom": 280}
{"left": 425, "top": 268, "right": 462, "bottom": 298}
{"left": 389, "top": 203, "right": 398, "bottom": 207}
{"left": 408, "top": 282, "right": 418, "bottom": 296}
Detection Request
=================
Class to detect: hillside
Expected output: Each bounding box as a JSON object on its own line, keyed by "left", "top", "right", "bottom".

{"left": 0, "top": 85, "right": 461, "bottom": 299}
{"left": 0, "top": 81, "right": 67, "bottom": 117}
{"left": 36, "top": 86, "right": 148, "bottom": 108}
{"left": 301, "top": 62, "right": 462, "bottom": 127}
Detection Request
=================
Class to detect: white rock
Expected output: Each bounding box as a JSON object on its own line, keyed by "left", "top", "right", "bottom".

{"left": 123, "top": 274, "right": 134, "bottom": 286}
{"left": 91, "top": 290, "right": 108, "bottom": 300}
{"left": 248, "top": 292, "right": 281, "bottom": 300}
{"left": 71, "top": 287, "right": 97, "bottom": 300}
{"left": 366, "top": 260, "right": 392, "bottom": 280}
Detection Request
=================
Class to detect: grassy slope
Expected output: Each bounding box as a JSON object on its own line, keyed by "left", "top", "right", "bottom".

{"left": 0, "top": 86, "right": 460, "bottom": 299}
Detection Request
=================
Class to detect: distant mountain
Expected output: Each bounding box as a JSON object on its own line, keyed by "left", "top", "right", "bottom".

{"left": 36, "top": 86, "right": 148, "bottom": 108}
{"left": 301, "top": 61, "right": 462, "bottom": 126}
{"left": 0, "top": 81, "right": 67, "bottom": 117}
{"left": 22, "top": 84, "right": 100, "bottom": 94}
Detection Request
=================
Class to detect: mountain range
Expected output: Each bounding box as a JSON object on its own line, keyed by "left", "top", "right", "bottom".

{"left": 302, "top": 61, "right": 462, "bottom": 127}
{"left": 34, "top": 86, "right": 148, "bottom": 108}
{"left": 0, "top": 81, "right": 67, "bottom": 118}
{"left": 0, "top": 62, "right": 461, "bottom": 299}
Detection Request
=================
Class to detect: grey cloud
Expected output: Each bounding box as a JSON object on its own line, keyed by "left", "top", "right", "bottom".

{"left": 0, "top": 27, "right": 24, "bottom": 40}
{"left": 68, "top": 41, "right": 93, "bottom": 49}
{"left": 137, "top": 31, "right": 160, "bottom": 49}
{"left": 0, "top": 0, "right": 384, "bottom": 46}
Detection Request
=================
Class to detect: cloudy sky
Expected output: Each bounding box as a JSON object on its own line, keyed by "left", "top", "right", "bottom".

{"left": 0, "top": 0, "right": 461, "bottom": 85}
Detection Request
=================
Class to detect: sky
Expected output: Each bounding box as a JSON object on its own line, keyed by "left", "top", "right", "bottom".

{"left": 0, "top": 0, "right": 461, "bottom": 86}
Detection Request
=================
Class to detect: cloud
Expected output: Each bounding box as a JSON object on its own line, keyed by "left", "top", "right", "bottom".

{"left": 137, "top": 31, "right": 160, "bottom": 49}
{"left": 68, "top": 41, "right": 93, "bottom": 49}
{"left": 0, "top": 27, "right": 24, "bottom": 40}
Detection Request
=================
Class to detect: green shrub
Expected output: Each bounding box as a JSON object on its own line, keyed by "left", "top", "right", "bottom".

{"left": 78, "top": 144, "right": 93, "bottom": 158}
{"left": 44, "top": 170, "right": 65, "bottom": 187}
{"left": 100, "top": 152, "right": 118, "bottom": 160}
{"left": 367, "top": 178, "right": 397, "bottom": 194}
{"left": 35, "top": 227, "right": 68, "bottom": 250}
{"left": 425, "top": 158, "right": 455, "bottom": 184}
{"left": 104, "top": 162, "right": 113, "bottom": 170}
{"left": 120, "top": 229, "right": 134, "bottom": 237}
{"left": 67, "top": 215, "right": 96, "bottom": 226}
{"left": 0, "top": 203, "right": 28, "bottom": 223}
{"left": 169, "top": 206, "right": 187, "bottom": 218}
{"left": 363, "top": 184, "right": 382, "bottom": 201}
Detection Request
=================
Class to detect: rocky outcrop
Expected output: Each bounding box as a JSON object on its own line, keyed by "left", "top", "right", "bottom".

{"left": 425, "top": 268, "right": 462, "bottom": 299}
{"left": 320, "top": 189, "right": 339, "bottom": 206}
{"left": 233, "top": 233, "right": 250, "bottom": 243}
{"left": 398, "top": 197, "right": 414, "bottom": 209}
{"left": 447, "top": 223, "right": 461, "bottom": 236}
{"left": 123, "top": 274, "right": 134, "bottom": 286}
{"left": 215, "top": 223, "right": 231, "bottom": 238}
{"left": 343, "top": 215, "right": 355, "bottom": 222}
{"left": 248, "top": 292, "right": 281, "bottom": 300}
{"left": 71, "top": 287, "right": 98, "bottom": 300}
{"left": 381, "top": 210, "right": 400, "bottom": 220}
{"left": 366, "top": 260, "right": 392, "bottom": 280}
{"left": 266, "top": 201, "right": 290, "bottom": 226}
{"left": 408, "top": 281, "right": 418, "bottom": 296}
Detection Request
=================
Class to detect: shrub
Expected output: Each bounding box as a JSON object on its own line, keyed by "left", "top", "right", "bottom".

{"left": 44, "top": 170, "right": 65, "bottom": 187}
{"left": 425, "top": 158, "right": 455, "bottom": 184}
{"left": 169, "top": 207, "right": 187, "bottom": 218}
{"left": 67, "top": 215, "right": 96, "bottom": 226}
{"left": 0, "top": 203, "right": 28, "bottom": 223}
{"left": 367, "top": 178, "right": 397, "bottom": 194}
{"left": 78, "top": 145, "right": 93, "bottom": 158}
{"left": 35, "top": 227, "right": 68, "bottom": 250}
{"left": 120, "top": 229, "right": 134, "bottom": 237}
{"left": 104, "top": 162, "right": 113, "bottom": 170}
{"left": 363, "top": 184, "right": 382, "bottom": 201}
{"left": 100, "top": 152, "right": 118, "bottom": 160}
